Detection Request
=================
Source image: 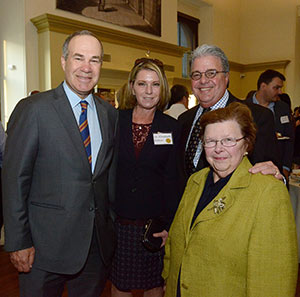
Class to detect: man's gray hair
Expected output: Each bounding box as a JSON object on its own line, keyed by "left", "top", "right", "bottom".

{"left": 62, "top": 30, "right": 104, "bottom": 61}
{"left": 191, "top": 44, "right": 230, "bottom": 73}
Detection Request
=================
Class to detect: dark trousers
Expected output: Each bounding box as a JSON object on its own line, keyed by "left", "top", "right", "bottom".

{"left": 19, "top": 231, "right": 108, "bottom": 297}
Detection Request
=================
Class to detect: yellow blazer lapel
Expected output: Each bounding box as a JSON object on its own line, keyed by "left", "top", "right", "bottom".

{"left": 190, "top": 157, "right": 252, "bottom": 229}
{"left": 181, "top": 169, "right": 209, "bottom": 241}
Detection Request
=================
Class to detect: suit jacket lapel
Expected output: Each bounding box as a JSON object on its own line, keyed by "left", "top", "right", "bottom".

{"left": 93, "top": 96, "right": 110, "bottom": 177}
{"left": 121, "top": 109, "right": 136, "bottom": 162}
{"left": 52, "top": 84, "right": 90, "bottom": 171}
{"left": 190, "top": 157, "right": 252, "bottom": 229}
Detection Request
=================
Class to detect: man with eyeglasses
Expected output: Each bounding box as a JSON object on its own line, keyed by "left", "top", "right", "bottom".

{"left": 178, "top": 44, "right": 282, "bottom": 192}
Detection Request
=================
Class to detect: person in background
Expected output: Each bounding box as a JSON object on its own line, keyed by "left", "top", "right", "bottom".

{"left": 163, "top": 102, "right": 298, "bottom": 297}
{"left": 164, "top": 84, "right": 189, "bottom": 119}
{"left": 294, "top": 106, "right": 300, "bottom": 127}
{"left": 178, "top": 44, "right": 282, "bottom": 195}
{"left": 279, "top": 93, "right": 293, "bottom": 114}
{"left": 245, "top": 89, "right": 255, "bottom": 100}
{"left": 95, "top": 91, "right": 116, "bottom": 108}
{"left": 2, "top": 30, "right": 118, "bottom": 297}
{"left": 116, "top": 83, "right": 128, "bottom": 109}
{"left": 28, "top": 90, "right": 40, "bottom": 96}
{"left": 293, "top": 106, "right": 300, "bottom": 165}
{"left": 0, "top": 122, "right": 6, "bottom": 240}
{"left": 246, "top": 70, "right": 294, "bottom": 181}
{"left": 110, "top": 58, "right": 181, "bottom": 297}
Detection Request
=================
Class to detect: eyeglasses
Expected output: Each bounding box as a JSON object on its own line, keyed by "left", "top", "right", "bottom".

{"left": 134, "top": 58, "right": 164, "bottom": 69}
{"left": 190, "top": 69, "right": 227, "bottom": 81}
{"left": 203, "top": 136, "right": 245, "bottom": 148}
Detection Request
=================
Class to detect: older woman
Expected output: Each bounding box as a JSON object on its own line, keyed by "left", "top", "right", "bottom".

{"left": 163, "top": 102, "right": 298, "bottom": 297}
{"left": 111, "top": 58, "right": 181, "bottom": 297}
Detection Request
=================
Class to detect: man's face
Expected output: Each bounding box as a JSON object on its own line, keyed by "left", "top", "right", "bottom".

{"left": 61, "top": 35, "right": 102, "bottom": 99}
{"left": 191, "top": 56, "right": 229, "bottom": 108}
{"left": 261, "top": 77, "right": 284, "bottom": 103}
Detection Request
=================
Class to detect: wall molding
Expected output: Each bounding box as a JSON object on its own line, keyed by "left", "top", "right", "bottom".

{"left": 31, "top": 14, "right": 188, "bottom": 57}
{"left": 230, "top": 60, "right": 290, "bottom": 72}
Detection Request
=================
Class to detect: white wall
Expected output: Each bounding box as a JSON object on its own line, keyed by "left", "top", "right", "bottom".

{"left": 0, "top": 0, "right": 179, "bottom": 122}
{"left": 0, "top": 0, "right": 27, "bottom": 125}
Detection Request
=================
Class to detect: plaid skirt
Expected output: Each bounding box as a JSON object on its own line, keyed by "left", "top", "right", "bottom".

{"left": 110, "top": 218, "right": 164, "bottom": 291}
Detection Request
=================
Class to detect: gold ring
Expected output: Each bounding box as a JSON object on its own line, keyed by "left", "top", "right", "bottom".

{"left": 275, "top": 170, "right": 279, "bottom": 176}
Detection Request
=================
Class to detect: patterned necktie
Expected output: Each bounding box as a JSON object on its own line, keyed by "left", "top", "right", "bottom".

{"left": 79, "top": 100, "right": 92, "bottom": 165}
{"left": 185, "top": 108, "right": 209, "bottom": 176}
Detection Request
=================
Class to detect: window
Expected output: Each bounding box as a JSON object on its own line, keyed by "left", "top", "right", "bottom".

{"left": 177, "top": 12, "right": 199, "bottom": 77}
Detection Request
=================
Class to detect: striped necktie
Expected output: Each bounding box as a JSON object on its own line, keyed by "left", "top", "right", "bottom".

{"left": 79, "top": 100, "right": 92, "bottom": 165}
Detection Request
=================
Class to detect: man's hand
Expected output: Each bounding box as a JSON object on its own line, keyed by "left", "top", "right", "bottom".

{"left": 248, "top": 161, "right": 283, "bottom": 181}
{"left": 282, "top": 168, "right": 290, "bottom": 182}
{"left": 10, "top": 246, "right": 35, "bottom": 272}
{"left": 153, "top": 230, "right": 168, "bottom": 247}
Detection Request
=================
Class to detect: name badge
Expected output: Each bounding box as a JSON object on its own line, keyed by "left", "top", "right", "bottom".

{"left": 280, "top": 115, "right": 289, "bottom": 124}
{"left": 153, "top": 133, "right": 173, "bottom": 145}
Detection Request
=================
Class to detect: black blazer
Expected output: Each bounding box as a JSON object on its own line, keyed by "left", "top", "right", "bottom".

{"left": 245, "top": 97, "right": 294, "bottom": 170}
{"left": 270, "top": 100, "right": 294, "bottom": 169}
{"left": 114, "top": 109, "right": 181, "bottom": 225}
{"left": 2, "top": 84, "right": 118, "bottom": 274}
{"left": 178, "top": 91, "right": 281, "bottom": 192}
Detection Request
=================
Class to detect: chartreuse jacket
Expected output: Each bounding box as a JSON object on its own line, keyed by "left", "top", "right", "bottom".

{"left": 163, "top": 157, "right": 298, "bottom": 297}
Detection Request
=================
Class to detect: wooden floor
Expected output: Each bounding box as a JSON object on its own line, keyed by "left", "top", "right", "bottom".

{"left": 0, "top": 244, "right": 300, "bottom": 297}
{"left": 0, "top": 245, "right": 144, "bottom": 297}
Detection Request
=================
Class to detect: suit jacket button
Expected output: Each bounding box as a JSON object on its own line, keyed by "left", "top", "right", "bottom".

{"left": 131, "top": 188, "right": 137, "bottom": 193}
{"left": 89, "top": 207, "right": 94, "bottom": 211}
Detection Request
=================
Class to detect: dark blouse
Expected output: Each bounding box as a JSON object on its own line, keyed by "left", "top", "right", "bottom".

{"left": 191, "top": 169, "right": 233, "bottom": 227}
{"left": 132, "top": 122, "right": 151, "bottom": 159}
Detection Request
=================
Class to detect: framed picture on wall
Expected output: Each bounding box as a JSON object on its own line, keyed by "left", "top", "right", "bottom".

{"left": 56, "top": 0, "right": 161, "bottom": 36}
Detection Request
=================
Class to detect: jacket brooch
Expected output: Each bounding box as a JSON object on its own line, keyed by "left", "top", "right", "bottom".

{"left": 208, "top": 197, "right": 226, "bottom": 214}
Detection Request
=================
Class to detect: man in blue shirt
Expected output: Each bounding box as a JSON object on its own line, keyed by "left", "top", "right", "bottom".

{"left": 2, "top": 30, "right": 118, "bottom": 297}
{"left": 246, "top": 69, "right": 294, "bottom": 181}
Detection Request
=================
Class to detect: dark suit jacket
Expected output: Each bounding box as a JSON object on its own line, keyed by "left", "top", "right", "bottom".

{"left": 245, "top": 98, "right": 294, "bottom": 170}
{"left": 2, "top": 84, "right": 118, "bottom": 274}
{"left": 178, "top": 91, "right": 281, "bottom": 192}
{"left": 114, "top": 109, "right": 181, "bottom": 225}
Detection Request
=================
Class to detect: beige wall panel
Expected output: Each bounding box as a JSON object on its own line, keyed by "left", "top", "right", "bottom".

{"left": 228, "top": 70, "right": 242, "bottom": 98}
{"left": 210, "top": 0, "right": 241, "bottom": 62}
{"left": 240, "top": 0, "right": 295, "bottom": 63}
{"left": 44, "top": 29, "right": 183, "bottom": 91}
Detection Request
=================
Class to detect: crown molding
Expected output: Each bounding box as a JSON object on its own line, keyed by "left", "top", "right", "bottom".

{"left": 230, "top": 60, "right": 290, "bottom": 72}
{"left": 31, "top": 13, "right": 189, "bottom": 57}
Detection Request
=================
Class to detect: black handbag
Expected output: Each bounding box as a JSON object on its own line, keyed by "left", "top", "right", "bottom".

{"left": 141, "top": 218, "right": 166, "bottom": 252}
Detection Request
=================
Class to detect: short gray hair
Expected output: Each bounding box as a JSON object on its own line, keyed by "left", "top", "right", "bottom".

{"left": 191, "top": 44, "right": 230, "bottom": 73}
{"left": 62, "top": 30, "right": 104, "bottom": 61}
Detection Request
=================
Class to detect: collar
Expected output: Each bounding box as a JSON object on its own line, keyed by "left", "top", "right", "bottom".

{"left": 192, "top": 156, "right": 252, "bottom": 190}
{"left": 63, "top": 81, "right": 95, "bottom": 110}
{"left": 210, "top": 89, "right": 229, "bottom": 110}
{"left": 252, "top": 92, "right": 275, "bottom": 110}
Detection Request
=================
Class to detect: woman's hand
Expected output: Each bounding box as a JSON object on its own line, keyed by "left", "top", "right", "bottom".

{"left": 153, "top": 230, "right": 168, "bottom": 247}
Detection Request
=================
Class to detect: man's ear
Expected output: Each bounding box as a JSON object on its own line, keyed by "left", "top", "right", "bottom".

{"left": 182, "top": 96, "right": 189, "bottom": 109}
{"left": 61, "top": 56, "right": 66, "bottom": 71}
{"left": 260, "top": 82, "right": 267, "bottom": 90}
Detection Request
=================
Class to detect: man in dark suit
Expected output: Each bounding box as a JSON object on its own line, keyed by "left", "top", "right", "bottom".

{"left": 2, "top": 30, "right": 118, "bottom": 297}
{"left": 178, "top": 44, "right": 282, "bottom": 191}
{"left": 245, "top": 70, "right": 294, "bottom": 181}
